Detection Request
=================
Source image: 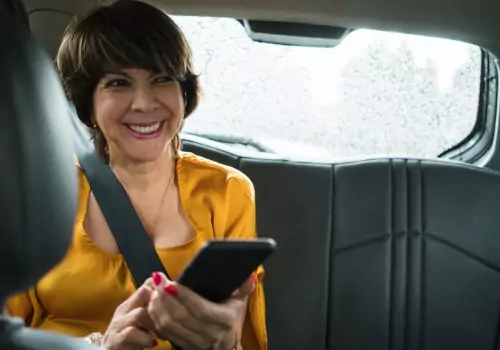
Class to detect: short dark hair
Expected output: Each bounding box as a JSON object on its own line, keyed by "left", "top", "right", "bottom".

{"left": 57, "top": 0, "right": 200, "bottom": 161}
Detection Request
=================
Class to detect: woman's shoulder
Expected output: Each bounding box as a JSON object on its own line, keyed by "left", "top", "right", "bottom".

{"left": 178, "top": 151, "right": 254, "bottom": 197}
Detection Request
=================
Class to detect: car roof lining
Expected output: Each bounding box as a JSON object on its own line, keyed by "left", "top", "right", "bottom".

{"left": 23, "top": 0, "right": 500, "bottom": 59}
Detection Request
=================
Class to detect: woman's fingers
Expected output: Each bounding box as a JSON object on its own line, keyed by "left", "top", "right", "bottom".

{"left": 148, "top": 297, "right": 212, "bottom": 348}
{"left": 150, "top": 271, "right": 230, "bottom": 329}
{"left": 148, "top": 286, "right": 223, "bottom": 348}
{"left": 103, "top": 284, "right": 158, "bottom": 350}
{"left": 232, "top": 273, "right": 257, "bottom": 298}
{"left": 114, "top": 307, "right": 156, "bottom": 334}
{"left": 166, "top": 283, "right": 235, "bottom": 328}
{"left": 118, "top": 326, "right": 157, "bottom": 349}
{"left": 116, "top": 284, "right": 152, "bottom": 315}
{"left": 143, "top": 277, "right": 156, "bottom": 290}
{"left": 147, "top": 270, "right": 251, "bottom": 348}
{"left": 103, "top": 321, "right": 157, "bottom": 350}
{"left": 151, "top": 271, "right": 170, "bottom": 289}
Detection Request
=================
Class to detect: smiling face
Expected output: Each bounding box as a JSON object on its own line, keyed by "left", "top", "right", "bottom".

{"left": 57, "top": 0, "right": 200, "bottom": 163}
{"left": 93, "top": 67, "right": 185, "bottom": 164}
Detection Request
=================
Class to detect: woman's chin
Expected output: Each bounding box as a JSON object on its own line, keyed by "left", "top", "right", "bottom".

{"left": 117, "top": 146, "right": 170, "bottom": 164}
{"left": 110, "top": 135, "right": 175, "bottom": 164}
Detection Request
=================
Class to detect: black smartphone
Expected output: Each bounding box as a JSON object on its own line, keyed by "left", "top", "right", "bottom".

{"left": 176, "top": 238, "right": 277, "bottom": 302}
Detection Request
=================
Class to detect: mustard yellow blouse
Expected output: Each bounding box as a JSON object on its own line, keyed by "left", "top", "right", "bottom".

{"left": 7, "top": 152, "right": 267, "bottom": 350}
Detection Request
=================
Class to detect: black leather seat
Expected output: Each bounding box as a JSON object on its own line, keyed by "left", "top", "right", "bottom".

{"left": 329, "top": 159, "right": 500, "bottom": 350}
{"left": 0, "top": 1, "right": 97, "bottom": 348}
{"left": 239, "top": 158, "right": 332, "bottom": 350}
{"left": 182, "top": 140, "right": 500, "bottom": 350}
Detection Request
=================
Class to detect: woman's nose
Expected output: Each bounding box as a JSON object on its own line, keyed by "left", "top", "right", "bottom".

{"left": 130, "top": 86, "right": 158, "bottom": 112}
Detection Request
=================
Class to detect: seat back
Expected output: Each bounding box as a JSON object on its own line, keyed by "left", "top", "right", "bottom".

{"left": 0, "top": 1, "right": 97, "bottom": 348}
{"left": 329, "top": 159, "right": 500, "bottom": 350}
{"left": 183, "top": 140, "right": 500, "bottom": 350}
{"left": 240, "top": 158, "right": 333, "bottom": 350}
{"left": 0, "top": 0, "right": 77, "bottom": 300}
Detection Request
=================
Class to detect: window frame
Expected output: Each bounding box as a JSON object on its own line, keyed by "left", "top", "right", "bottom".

{"left": 439, "top": 50, "right": 498, "bottom": 163}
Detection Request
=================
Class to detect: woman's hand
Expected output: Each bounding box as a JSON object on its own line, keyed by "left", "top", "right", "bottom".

{"left": 101, "top": 281, "right": 158, "bottom": 350}
{"left": 148, "top": 272, "right": 256, "bottom": 350}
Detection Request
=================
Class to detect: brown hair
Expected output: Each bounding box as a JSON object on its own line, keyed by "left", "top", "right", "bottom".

{"left": 57, "top": 0, "right": 200, "bottom": 162}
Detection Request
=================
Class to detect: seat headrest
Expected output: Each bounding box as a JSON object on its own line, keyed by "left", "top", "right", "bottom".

{"left": 3, "top": 0, "right": 29, "bottom": 29}
{"left": 0, "top": 1, "right": 78, "bottom": 297}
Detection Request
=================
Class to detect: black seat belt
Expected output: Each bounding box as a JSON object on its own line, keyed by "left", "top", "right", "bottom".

{"left": 77, "top": 149, "right": 170, "bottom": 286}
{"left": 78, "top": 149, "right": 184, "bottom": 349}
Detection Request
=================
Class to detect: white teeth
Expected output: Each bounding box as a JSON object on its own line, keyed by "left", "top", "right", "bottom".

{"left": 128, "top": 123, "right": 161, "bottom": 134}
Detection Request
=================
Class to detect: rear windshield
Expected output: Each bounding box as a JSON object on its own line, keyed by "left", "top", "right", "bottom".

{"left": 174, "top": 16, "right": 482, "bottom": 161}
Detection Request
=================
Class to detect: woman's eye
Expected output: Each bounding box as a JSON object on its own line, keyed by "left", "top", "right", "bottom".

{"left": 105, "top": 79, "right": 129, "bottom": 88}
{"left": 154, "top": 75, "right": 175, "bottom": 84}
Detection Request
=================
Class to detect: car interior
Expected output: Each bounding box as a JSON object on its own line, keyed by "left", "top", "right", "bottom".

{"left": 2, "top": 0, "right": 500, "bottom": 349}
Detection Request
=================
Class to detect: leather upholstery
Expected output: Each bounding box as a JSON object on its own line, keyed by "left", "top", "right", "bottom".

{"left": 182, "top": 140, "right": 500, "bottom": 350}
{"left": 0, "top": 0, "right": 96, "bottom": 348}
{"left": 239, "top": 158, "right": 333, "bottom": 350}
{"left": 182, "top": 138, "right": 240, "bottom": 169}
{"left": 329, "top": 159, "right": 500, "bottom": 350}
{"left": 0, "top": 0, "right": 76, "bottom": 301}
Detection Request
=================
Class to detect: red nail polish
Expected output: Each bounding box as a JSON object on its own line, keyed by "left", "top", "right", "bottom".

{"left": 250, "top": 273, "right": 257, "bottom": 281}
{"left": 152, "top": 272, "right": 161, "bottom": 286}
{"left": 152, "top": 338, "right": 158, "bottom": 347}
{"left": 163, "top": 284, "right": 179, "bottom": 296}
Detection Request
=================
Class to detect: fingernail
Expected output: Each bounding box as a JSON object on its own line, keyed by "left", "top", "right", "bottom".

{"left": 250, "top": 273, "right": 257, "bottom": 281}
{"left": 152, "top": 338, "right": 158, "bottom": 347}
{"left": 163, "top": 284, "right": 179, "bottom": 296}
{"left": 152, "top": 272, "right": 161, "bottom": 286}
{"left": 149, "top": 291, "right": 155, "bottom": 301}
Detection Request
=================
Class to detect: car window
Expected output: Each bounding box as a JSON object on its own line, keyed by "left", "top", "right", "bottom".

{"left": 173, "top": 16, "right": 482, "bottom": 161}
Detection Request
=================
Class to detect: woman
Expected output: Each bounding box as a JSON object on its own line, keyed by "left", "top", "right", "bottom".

{"left": 7, "top": 1, "right": 267, "bottom": 349}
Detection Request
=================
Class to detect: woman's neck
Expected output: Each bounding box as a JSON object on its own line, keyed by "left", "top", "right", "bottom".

{"left": 109, "top": 152, "right": 176, "bottom": 192}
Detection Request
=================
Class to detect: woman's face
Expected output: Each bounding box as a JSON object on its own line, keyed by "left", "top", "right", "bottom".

{"left": 93, "top": 67, "right": 184, "bottom": 163}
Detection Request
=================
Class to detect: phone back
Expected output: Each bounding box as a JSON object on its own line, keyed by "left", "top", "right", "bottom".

{"left": 176, "top": 239, "right": 276, "bottom": 302}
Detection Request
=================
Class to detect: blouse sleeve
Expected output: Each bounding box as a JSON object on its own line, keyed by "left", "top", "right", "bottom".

{"left": 6, "top": 290, "right": 34, "bottom": 324}
{"left": 224, "top": 175, "right": 268, "bottom": 350}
